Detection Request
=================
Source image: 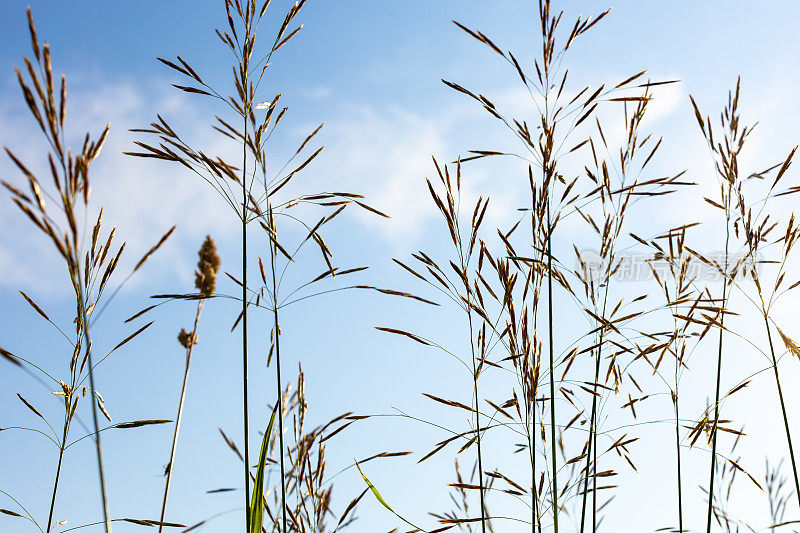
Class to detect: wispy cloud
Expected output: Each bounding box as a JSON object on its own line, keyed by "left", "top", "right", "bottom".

{"left": 0, "top": 79, "right": 237, "bottom": 294}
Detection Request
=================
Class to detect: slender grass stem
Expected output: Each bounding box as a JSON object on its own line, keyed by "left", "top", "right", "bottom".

{"left": 546, "top": 195, "right": 558, "bottom": 533}
{"left": 581, "top": 331, "right": 604, "bottom": 533}
{"left": 592, "top": 391, "right": 597, "bottom": 533}
{"left": 45, "top": 427, "right": 68, "bottom": 533}
{"left": 157, "top": 301, "right": 204, "bottom": 533}
{"left": 579, "top": 261, "right": 612, "bottom": 533}
{"left": 528, "top": 174, "right": 540, "bottom": 533}
{"left": 269, "top": 210, "right": 288, "bottom": 533}
{"left": 705, "top": 213, "right": 730, "bottom": 533}
{"left": 529, "top": 417, "right": 538, "bottom": 533}
{"left": 763, "top": 315, "right": 800, "bottom": 507}
{"left": 466, "top": 301, "right": 486, "bottom": 532}
{"left": 672, "top": 302, "right": 684, "bottom": 533}
{"left": 579, "top": 344, "right": 599, "bottom": 533}
{"left": 674, "top": 385, "right": 683, "bottom": 533}
{"left": 242, "top": 106, "right": 251, "bottom": 533}
{"left": 81, "top": 296, "right": 112, "bottom": 533}
{"left": 70, "top": 254, "right": 112, "bottom": 533}
{"left": 526, "top": 335, "right": 540, "bottom": 533}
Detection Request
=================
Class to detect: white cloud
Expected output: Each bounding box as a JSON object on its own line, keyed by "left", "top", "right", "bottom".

{"left": 2, "top": 63, "right": 792, "bottom": 300}
{"left": 300, "top": 86, "right": 332, "bottom": 100}
{"left": 303, "top": 104, "right": 449, "bottom": 248}
{"left": 0, "top": 78, "right": 238, "bottom": 294}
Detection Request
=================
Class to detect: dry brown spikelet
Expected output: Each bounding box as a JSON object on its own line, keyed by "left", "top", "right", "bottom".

{"left": 195, "top": 235, "right": 221, "bottom": 297}
{"left": 177, "top": 328, "right": 198, "bottom": 349}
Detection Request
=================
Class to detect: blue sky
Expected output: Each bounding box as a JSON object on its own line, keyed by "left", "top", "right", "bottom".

{"left": 3, "top": 1, "right": 800, "bottom": 532}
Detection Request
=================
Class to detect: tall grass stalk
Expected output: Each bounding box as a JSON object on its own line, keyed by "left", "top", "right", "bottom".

{"left": 736, "top": 134, "right": 800, "bottom": 505}
{"left": 79, "top": 293, "right": 112, "bottom": 533}
{"left": 689, "top": 81, "right": 746, "bottom": 533}
{"left": 648, "top": 230, "right": 700, "bottom": 533}
{"left": 762, "top": 319, "right": 800, "bottom": 505}
{"left": 156, "top": 236, "right": 220, "bottom": 532}
{"left": 4, "top": 9, "right": 173, "bottom": 531}
{"left": 574, "top": 91, "right": 671, "bottom": 532}
{"left": 129, "top": 2, "right": 318, "bottom": 528}
{"left": 431, "top": 159, "right": 489, "bottom": 529}
{"left": 241, "top": 85, "right": 252, "bottom": 533}
{"left": 157, "top": 299, "right": 203, "bottom": 532}
{"left": 705, "top": 215, "right": 730, "bottom": 533}
{"left": 267, "top": 207, "right": 288, "bottom": 533}
{"left": 240, "top": 24, "right": 256, "bottom": 525}
{"left": 130, "top": 4, "right": 391, "bottom": 531}
{"left": 463, "top": 241, "right": 487, "bottom": 531}
{"left": 662, "top": 241, "right": 697, "bottom": 533}
{"left": 545, "top": 189, "right": 558, "bottom": 532}
{"left": 465, "top": 227, "right": 487, "bottom": 532}
{"left": 11, "top": 10, "right": 116, "bottom": 530}
{"left": 444, "top": 2, "right": 675, "bottom": 527}
{"left": 377, "top": 158, "right": 495, "bottom": 530}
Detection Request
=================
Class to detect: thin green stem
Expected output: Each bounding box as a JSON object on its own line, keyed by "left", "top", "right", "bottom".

{"left": 673, "top": 308, "right": 684, "bottom": 533}
{"left": 528, "top": 415, "right": 537, "bottom": 533}
{"left": 579, "top": 260, "right": 613, "bottom": 533}
{"left": 82, "top": 305, "right": 112, "bottom": 532}
{"left": 45, "top": 426, "right": 68, "bottom": 532}
{"left": 589, "top": 239, "right": 618, "bottom": 533}
{"left": 269, "top": 212, "right": 288, "bottom": 533}
{"left": 578, "top": 344, "right": 599, "bottom": 533}
{"left": 592, "top": 395, "right": 597, "bottom": 533}
{"left": 763, "top": 315, "right": 800, "bottom": 507}
{"left": 674, "top": 386, "right": 683, "bottom": 533}
{"left": 157, "top": 300, "right": 204, "bottom": 533}
{"left": 74, "top": 263, "right": 112, "bottom": 533}
{"left": 528, "top": 176, "right": 540, "bottom": 533}
{"left": 705, "top": 214, "right": 730, "bottom": 533}
{"left": 466, "top": 293, "right": 487, "bottom": 532}
{"left": 546, "top": 196, "right": 558, "bottom": 533}
{"left": 242, "top": 101, "right": 251, "bottom": 533}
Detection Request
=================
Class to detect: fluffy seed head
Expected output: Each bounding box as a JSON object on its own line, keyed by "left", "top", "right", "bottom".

{"left": 177, "top": 328, "right": 198, "bottom": 349}
{"left": 195, "top": 235, "right": 221, "bottom": 297}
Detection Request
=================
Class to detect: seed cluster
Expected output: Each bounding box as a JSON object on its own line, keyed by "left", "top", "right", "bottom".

{"left": 195, "top": 236, "right": 221, "bottom": 298}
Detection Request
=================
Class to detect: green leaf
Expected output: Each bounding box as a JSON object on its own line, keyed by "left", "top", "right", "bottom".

{"left": 250, "top": 405, "right": 278, "bottom": 533}
{"left": 355, "top": 461, "right": 422, "bottom": 531}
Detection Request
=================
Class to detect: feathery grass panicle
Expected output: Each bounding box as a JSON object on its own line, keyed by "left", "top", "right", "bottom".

{"left": 4, "top": 3, "right": 800, "bottom": 533}
{"left": 690, "top": 79, "right": 762, "bottom": 533}
{"left": 206, "top": 368, "right": 369, "bottom": 533}
{"left": 700, "top": 80, "right": 800, "bottom": 510}
{"left": 2, "top": 8, "right": 175, "bottom": 532}
{"left": 444, "top": 1, "right": 678, "bottom": 531}
{"left": 379, "top": 158, "right": 495, "bottom": 530}
{"left": 130, "top": 1, "right": 391, "bottom": 530}
{"left": 128, "top": 2, "right": 318, "bottom": 527}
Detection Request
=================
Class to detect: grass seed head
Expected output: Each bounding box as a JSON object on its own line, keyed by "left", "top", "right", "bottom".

{"left": 177, "top": 328, "right": 198, "bottom": 349}
{"left": 195, "top": 235, "right": 221, "bottom": 297}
